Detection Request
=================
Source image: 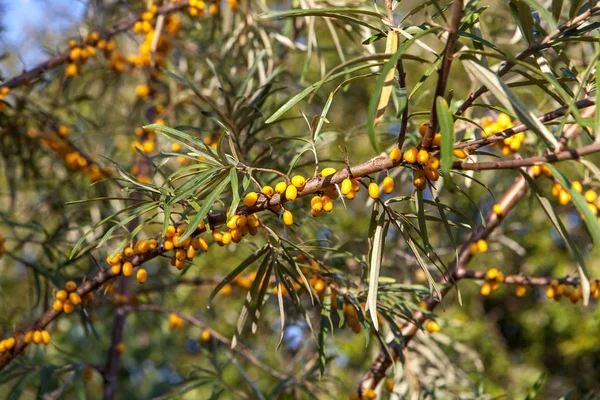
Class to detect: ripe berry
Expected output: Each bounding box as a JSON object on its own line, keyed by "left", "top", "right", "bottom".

{"left": 419, "top": 122, "right": 428, "bottom": 136}
{"left": 453, "top": 149, "right": 468, "bottom": 159}
{"left": 63, "top": 301, "right": 74, "bottom": 314}
{"left": 322, "top": 196, "right": 333, "bottom": 212}
{"left": 485, "top": 268, "right": 498, "bottom": 280}
{"left": 201, "top": 330, "right": 211, "bottom": 342}
{"left": 321, "top": 168, "right": 336, "bottom": 177}
{"left": 427, "top": 156, "right": 440, "bottom": 170}
{"left": 285, "top": 185, "right": 298, "bottom": 201}
{"left": 425, "top": 320, "right": 440, "bottom": 333}
{"left": 291, "top": 175, "right": 306, "bottom": 189}
{"left": 341, "top": 178, "right": 353, "bottom": 195}
{"left": 389, "top": 148, "right": 402, "bottom": 163}
{"left": 493, "top": 204, "right": 503, "bottom": 216}
{"left": 53, "top": 299, "right": 63, "bottom": 312}
{"left": 515, "top": 284, "right": 526, "bottom": 297}
{"left": 558, "top": 189, "right": 571, "bottom": 205}
{"left": 243, "top": 192, "right": 258, "bottom": 207}
{"left": 432, "top": 134, "right": 442, "bottom": 147}
{"left": 124, "top": 247, "right": 134, "bottom": 257}
{"left": 137, "top": 268, "right": 147, "bottom": 283}
{"left": 584, "top": 190, "right": 597, "bottom": 203}
{"left": 262, "top": 186, "right": 274, "bottom": 196}
{"left": 403, "top": 147, "right": 418, "bottom": 164}
{"left": 476, "top": 239, "right": 488, "bottom": 253}
{"left": 56, "top": 290, "right": 68, "bottom": 301}
{"left": 65, "top": 281, "right": 77, "bottom": 292}
{"left": 283, "top": 210, "right": 294, "bottom": 226}
{"left": 24, "top": 331, "right": 33, "bottom": 344}
{"left": 275, "top": 182, "right": 287, "bottom": 194}
{"left": 33, "top": 331, "right": 42, "bottom": 344}
{"left": 222, "top": 232, "right": 232, "bottom": 245}
{"left": 368, "top": 182, "right": 380, "bottom": 199}
{"left": 385, "top": 378, "right": 395, "bottom": 391}
{"left": 417, "top": 149, "right": 429, "bottom": 165}
{"left": 382, "top": 177, "right": 394, "bottom": 194}
{"left": 122, "top": 262, "right": 133, "bottom": 277}
{"left": 572, "top": 181, "right": 583, "bottom": 193}
{"left": 111, "top": 263, "right": 122, "bottom": 275}
{"left": 69, "top": 292, "right": 82, "bottom": 305}
{"left": 41, "top": 330, "right": 51, "bottom": 345}
{"left": 480, "top": 282, "right": 491, "bottom": 296}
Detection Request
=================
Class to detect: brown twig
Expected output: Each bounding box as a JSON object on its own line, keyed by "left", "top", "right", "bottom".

{"left": 459, "top": 270, "right": 591, "bottom": 286}
{"left": 452, "top": 140, "right": 600, "bottom": 171}
{"left": 0, "top": 1, "right": 190, "bottom": 90}
{"left": 420, "top": 0, "right": 464, "bottom": 150}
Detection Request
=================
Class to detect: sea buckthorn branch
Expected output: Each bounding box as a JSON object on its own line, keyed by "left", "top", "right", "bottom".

{"left": 357, "top": 115, "right": 590, "bottom": 396}
{"left": 119, "top": 304, "right": 288, "bottom": 380}
{"left": 420, "top": 0, "right": 464, "bottom": 150}
{"left": 0, "top": 1, "right": 190, "bottom": 90}
{"left": 0, "top": 100, "right": 592, "bottom": 374}
{"left": 459, "top": 270, "right": 586, "bottom": 287}
{"left": 0, "top": 99, "right": 588, "bottom": 371}
{"left": 454, "top": 5, "right": 600, "bottom": 117}
{"left": 452, "top": 140, "right": 600, "bottom": 171}
{"left": 452, "top": 97, "right": 595, "bottom": 153}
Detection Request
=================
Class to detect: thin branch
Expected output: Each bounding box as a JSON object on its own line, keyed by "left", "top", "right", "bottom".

{"left": 420, "top": 0, "right": 464, "bottom": 150}
{"left": 459, "top": 270, "right": 589, "bottom": 286}
{"left": 452, "top": 140, "right": 600, "bottom": 171}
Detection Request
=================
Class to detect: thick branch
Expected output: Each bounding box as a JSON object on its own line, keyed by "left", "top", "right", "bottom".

{"left": 459, "top": 270, "right": 588, "bottom": 286}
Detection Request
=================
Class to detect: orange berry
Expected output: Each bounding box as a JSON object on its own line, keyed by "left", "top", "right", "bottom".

{"left": 403, "top": 147, "right": 418, "bottom": 164}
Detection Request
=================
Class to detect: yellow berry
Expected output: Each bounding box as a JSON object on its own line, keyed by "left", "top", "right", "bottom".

{"left": 262, "top": 186, "right": 274, "bottom": 196}
{"left": 432, "top": 134, "right": 442, "bottom": 147}
{"left": 65, "top": 63, "right": 79, "bottom": 77}
{"left": 122, "top": 262, "right": 133, "bottom": 277}
{"left": 385, "top": 378, "right": 395, "bottom": 391}
{"left": 283, "top": 210, "right": 293, "bottom": 226}
{"left": 201, "top": 329, "right": 211, "bottom": 342}
{"left": 69, "top": 292, "right": 82, "bottom": 305}
{"left": 56, "top": 290, "right": 68, "bottom": 301}
{"left": 321, "top": 168, "right": 336, "bottom": 177}
{"left": 111, "top": 263, "right": 122, "bottom": 275}
{"left": 480, "top": 282, "right": 491, "bottom": 296}
{"left": 485, "top": 268, "right": 498, "bottom": 280}
{"left": 41, "top": 330, "right": 51, "bottom": 345}
{"left": 403, "top": 147, "right": 418, "bottom": 164}
{"left": 137, "top": 268, "right": 147, "bottom": 283}
{"left": 24, "top": 331, "right": 33, "bottom": 344}
{"left": 368, "top": 182, "right": 380, "bottom": 199}
{"left": 222, "top": 232, "right": 232, "bottom": 245}
{"left": 53, "top": 299, "right": 64, "bottom": 312}
{"left": 427, "top": 156, "right": 440, "bottom": 170}
{"left": 341, "top": 178, "right": 353, "bottom": 195}
{"left": 425, "top": 320, "right": 440, "bottom": 333}
{"left": 124, "top": 247, "right": 134, "bottom": 257}
{"left": 572, "top": 181, "right": 583, "bottom": 193}
{"left": 291, "top": 175, "right": 306, "bottom": 189}
{"left": 311, "top": 196, "right": 323, "bottom": 211}
{"left": 63, "top": 301, "right": 74, "bottom": 314}
{"left": 419, "top": 122, "right": 428, "bottom": 136}
{"left": 136, "top": 84, "right": 151, "bottom": 98}
{"left": 322, "top": 196, "right": 333, "bottom": 212}
{"left": 389, "top": 148, "right": 402, "bottom": 163}
{"left": 476, "top": 239, "right": 488, "bottom": 253}
{"left": 275, "top": 181, "right": 287, "bottom": 194}
{"left": 116, "top": 342, "right": 125, "bottom": 354}
{"left": 65, "top": 281, "right": 77, "bottom": 292}
{"left": 558, "top": 189, "right": 571, "bottom": 205}
{"left": 453, "top": 148, "right": 468, "bottom": 159}
{"left": 584, "top": 190, "right": 597, "bottom": 203}
{"left": 515, "top": 284, "right": 526, "bottom": 297}
{"left": 417, "top": 149, "right": 429, "bottom": 165}
{"left": 243, "top": 192, "right": 259, "bottom": 207}
{"left": 33, "top": 331, "right": 42, "bottom": 344}
{"left": 493, "top": 204, "right": 503, "bottom": 216}
{"left": 285, "top": 185, "right": 298, "bottom": 201}
{"left": 382, "top": 177, "right": 394, "bottom": 194}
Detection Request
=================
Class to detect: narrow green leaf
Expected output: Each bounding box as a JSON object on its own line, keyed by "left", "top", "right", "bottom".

{"left": 366, "top": 203, "right": 387, "bottom": 331}
{"left": 436, "top": 96, "right": 454, "bottom": 172}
